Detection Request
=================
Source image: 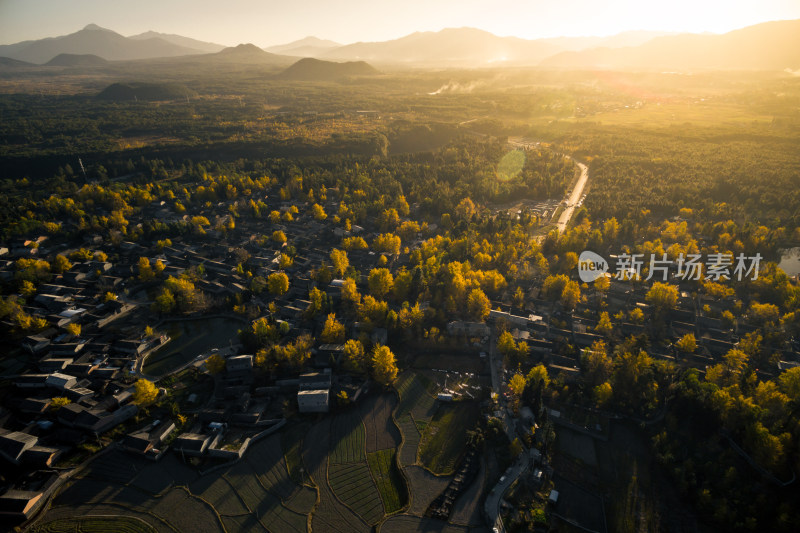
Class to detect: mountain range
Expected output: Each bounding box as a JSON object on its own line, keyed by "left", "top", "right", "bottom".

{"left": 1, "top": 20, "right": 798, "bottom": 70}
{"left": 265, "top": 36, "right": 341, "bottom": 58}
{"left": 0, "top": 24, "right": 202, "bottom": 64}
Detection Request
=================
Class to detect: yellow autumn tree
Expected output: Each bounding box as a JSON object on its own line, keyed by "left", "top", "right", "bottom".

{"left": 371, "top": 345, "right": 398, "bottom": 386}
{"left": 133, "top": 379, "right": 159, "bottom": 406}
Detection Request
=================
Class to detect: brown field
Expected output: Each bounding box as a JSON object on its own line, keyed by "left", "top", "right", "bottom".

{"left": 403, "top": 465, "right": 453, "bottom": 516}
{"left": 381, "top": 514, "right": 489, "bottom": 533}
{"left": 359, "top": 392, "right": 402, "bottom": 453}
{"left": 302, "top": 417, "right": 371, "bottom": 533}
{"left": 449, "top": 456, "right": 488, "bottom": 527}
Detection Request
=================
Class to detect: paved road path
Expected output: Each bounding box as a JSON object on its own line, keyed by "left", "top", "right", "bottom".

{"left": 556, "top": 160, "right": 588, "bottom": 234}
{"left": 483, "top": 453, "right": 530, "bottom": 533}
{"left": 508, "top": 136, "right": 590, "bottom": 234}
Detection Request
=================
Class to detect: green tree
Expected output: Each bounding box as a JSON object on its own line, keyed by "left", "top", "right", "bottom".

{"left": 153, "top": 289, "right": 176, "bottom": 313}
{"left": 594, "top": 382, "right": 613, "bottom": 407}
{"left": 250, "top": 276, "right": 267, "bottom": 294}
{"left": 307, "top": 287, "right": 326, "bottom": 317}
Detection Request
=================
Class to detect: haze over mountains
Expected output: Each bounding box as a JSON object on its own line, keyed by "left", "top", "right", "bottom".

{"left": 1, "top": 20, "right": 798, "bottom": 70}
{"left": 265, "top": 36, "right": 342, "bottom": 58}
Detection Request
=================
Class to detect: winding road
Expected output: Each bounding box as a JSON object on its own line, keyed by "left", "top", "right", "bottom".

{"left": 507, "top": 136, "right": 589, "bottom": 234}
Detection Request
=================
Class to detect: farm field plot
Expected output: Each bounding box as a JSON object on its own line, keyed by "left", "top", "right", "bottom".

{"left": 359, "top": 392, "right": 402, "bottom": 452}
{"left": 449, "top": 455, "right": 488, "bottom": 527}
{"left": 82, "top": 450, "right": 146, "bottom": 484}
{"left": 282, "top": 485, "right": 317, "bottom": 514}
{"left": 328, "top": 462, "right": 384, "bottom": 525}
{"left": 190, "top": 475, "right": 250, "bottom": 516}
{"left": 381, "top": 514, "right": 488, "bottom": 533}
{"left": 418, "top": 401, "right": 480, "bottom": 474}
{"left": 281, "top": 421, "right": 311, "bottom": 485}
{"left": 403, "top": 465, "right": 453, "bottom": 516}
{"left": 302, "top": 419, "right": 371, "bottom": 533}
{"left": 367, "top": 449, "right": 407, "bottom": 514}
{"left": 397, "top": 415, "right": 421, "bottom": 466}
{"left": 51, "top": 477, "right": 129, "bottom": 508}
{"left": 330, "top": 409, "right": 366, "bottom": 464}
{"left": 129, "top": 461, "right": 175, "bottom": 495}
{"left": 30, "top": 516, "right": 157, "bottom": 533}
{"left": 255, "top": 498, "right": 309, "bottom": 533}
{"left": 151, "top": 487, "right": 225, "bottom": 531}
{"left": 32, "top": 504, "right": 171, "bottom": 533}
{"left": 245, "top": 433, "right": 306, "bottom": 503}
{"left": 396, "top": 372, "right": 437, "bottom": 421}
{"left": 224, "top": 463, "right": 280, "bottom": 512}
{"left": 221, "top": 514, "right": 264, "bottom": 533}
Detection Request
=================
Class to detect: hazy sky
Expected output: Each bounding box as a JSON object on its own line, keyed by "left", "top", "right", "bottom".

{"left": 1, "top": 0, "right": 799, "bottom": 46}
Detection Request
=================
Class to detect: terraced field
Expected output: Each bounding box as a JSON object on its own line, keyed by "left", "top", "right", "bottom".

{"left": 39, "top": 432, "right": 313, "bottom": 533}
{"left": 328, "top": 461, "right": 385, "bottom": 524}
{"left": 418, "top": 401, "right": 481, "bottom": 474}
{"left": 397, "top": 415, "right": 422, "bottom": 466}
{"left": 367, "top": 449, "right": 406, "bottom": 514}
{"left": 302, "top": 418, "right": 371, "bottom": 533}
{"left": 327, "top": 410, "right": 385, "bottom": 524}
{"left": 330, "top": 410, "right": 366, "bottom": 464}
{"left": 30, "top": 516, "right": 157, "bottom": 533}
{"left": 395, "top": 372, "right": 438, "bottom": 421}
{"left": 359, "top": 392, "right": 402, "bottom": 452}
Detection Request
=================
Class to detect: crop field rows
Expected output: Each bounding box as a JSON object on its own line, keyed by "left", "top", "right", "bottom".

{"left": 328, "top": 462, "right": 385, "bottom": 524}
{"left": 396, "top": 415, "right": 421, "bottom": 466}
{"left": 327, "top": 410, "right": 386, "bottom": 524}
{"left": 302, "top": 419, "right": 371, "bottom": 533}
{"left": 358, "top": 393, "right": 402, "bottom": 453}
{"left": 330, "top": 410, "right": 367, "bottom": 464}
{"left": 82, "top": 450, "right": 146, "bottom": 485}
{"left": 395, "top": 372, "right": 437, "bottom": 421}
{"left": 418, "top": 401, "right": 480, "bottom": 474}
{"left": 30, "top": 516, "right": 158, "bottom": 533}
{"left": 48, "top": 477, "right": 226, "bottom": 532}
{"left": 366, "top": 449, "right": 406, "bottom": 514}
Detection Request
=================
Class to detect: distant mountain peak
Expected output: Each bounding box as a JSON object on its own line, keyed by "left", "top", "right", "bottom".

{"left": 82, "top": 23, "right": 112, "bottom": 32}
{"left": 279, "top": 57, "right": 378, "bottom": 80}
{"left": 219, "top": 43, "right": 267, "bottom": 54}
